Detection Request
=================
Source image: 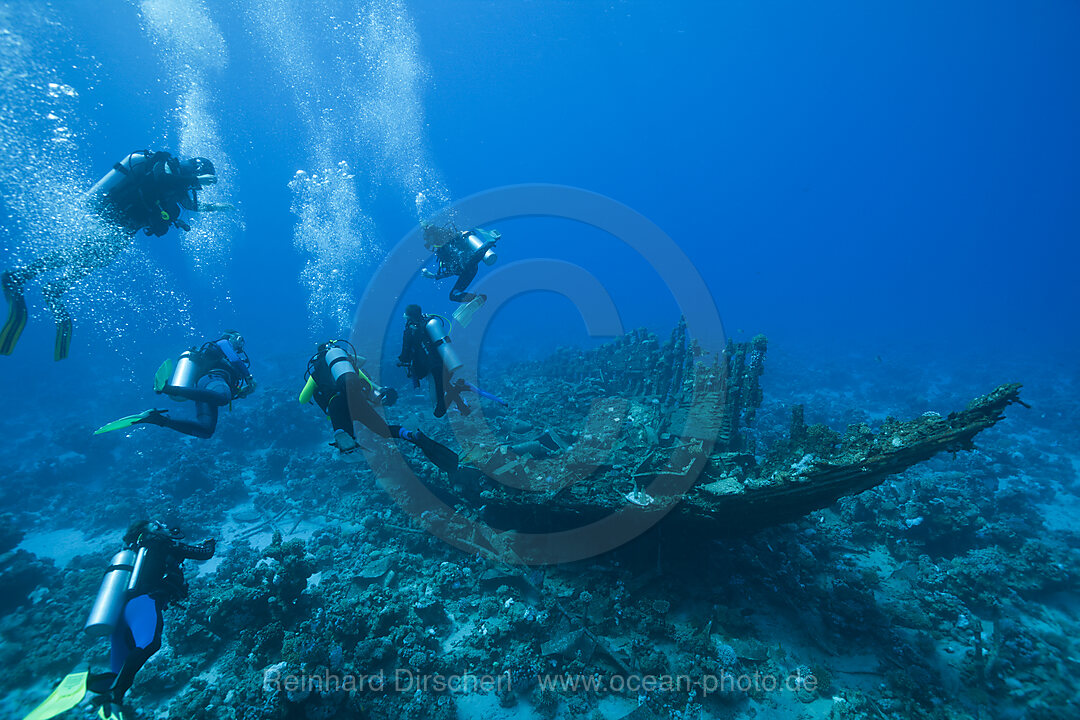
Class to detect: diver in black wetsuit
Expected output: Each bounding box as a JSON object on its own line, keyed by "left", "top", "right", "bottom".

{"left": 398, "top": 304, "right": 449, "bottom": 417}
{"left": 0, "top": 150, "right": 233, "bottom": 360}
{"left": 301, "top": 339, "right": 458, "bottom": 471}
{"left": 95, "top": 331, "right": 256, "bottom": 439}
{"left": 87, "top": 520, "right": 215, "bottom": 720}
{"left": 420, "top": 224, "right": 498, "bottom": 303}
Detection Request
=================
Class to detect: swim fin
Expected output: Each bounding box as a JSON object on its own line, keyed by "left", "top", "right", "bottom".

{"left": 21, "top": 670, "right": 88, "bottom": 720}
{"left": 0, "top": 272, "right": 28, "bottom": 356}
{"left": 53, "top": 315, "right": 72, "bottom": 361}
{"left": 466, "top": 381, "right": 508, "bottom": 407}
{"left": 94, "top": 409, "right": 165, "bottom": 435}
{"left": 412, "top": 431, "right": 459, "bottom": 473}
{"left": 452, "top": 295, "right": 486, "bottom": 327}
{"left": 153, "top": 358, "right": 174, "bottom": 393}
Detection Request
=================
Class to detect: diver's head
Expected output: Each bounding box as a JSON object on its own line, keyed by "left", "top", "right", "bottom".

{"left": 221, "top": 329, "right": 245, "bottom": 354}
{"left": 179, "top": 157, "right": 217, "bottom": 187}
{"left": 404, "top": 304, "right": 423, "bottom": 321}
{"left": 422, "top": 224, "right": 439, "bottom": 249}
{"left": 124, "top": 519, "right": 183, "bottom": 546}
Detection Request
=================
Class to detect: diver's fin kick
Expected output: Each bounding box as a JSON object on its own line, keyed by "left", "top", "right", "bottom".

{"left": 21, "top": 670, "right": 88, "bottom": 720}
{"left": 94, "top": 409, "right": 165, "bottom": 435}
{"left": 1, "top": 271, "right": 28, "bottom": 356}
{"left": 452, "top": 294, "right": 486, "bottom": 327}
{"left": 412, "top": 431, "right": 459, "bottom": 473}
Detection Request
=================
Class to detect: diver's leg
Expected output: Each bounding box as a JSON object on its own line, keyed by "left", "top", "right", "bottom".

{"left": 143, "top": 377, "right": 228, "bottom": 438}
{"left": 110, "top": 594, "right": 163, "bottom": 702}
{"left": 144, "top": 402, "right": 219, "bottom": 439}
{"left": 107, "top": 618, "right": 133, "bottom": 677}
{"left": 165, "top": 377, "right": 233, "bottom": 406}
{"left": 448, "top": 263, "right": 479, "bottom": 303}
{"left": 349, "top": 391, "right": 393, "bottom": 439}
{"left": 41, "top": 235, "right": 131, "bottom": 335}
{"left": 6, "top": 247, "right": 72, "bottom": 288}
{"left": 327, "top": 389, "right": 355, "bottom": 437}
{"left": 432, "top": 357, "right": 447, "bottom": 418}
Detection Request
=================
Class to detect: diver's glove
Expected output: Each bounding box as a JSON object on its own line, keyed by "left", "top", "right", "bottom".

{"left": 420, "top": 269, "right": 436, "bottom": 279}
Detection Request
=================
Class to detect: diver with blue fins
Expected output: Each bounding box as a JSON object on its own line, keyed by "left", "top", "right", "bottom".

{"left": 300, "top": 338, "right": 459, "bottom": 472}
{"left": 21, "top": 520, "right": 215, "bottom": 720}
{"left": 95, "top": 331, "right": 256, "bottom": 438}
{"left": 0, "top": 150, "right": 234, "bottom": 361}
{"left": 419, "top": 224, "right": 500, "bottom": 326}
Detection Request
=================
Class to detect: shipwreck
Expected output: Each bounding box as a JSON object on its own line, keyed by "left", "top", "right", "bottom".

{"left": 380, "top": 320, "right": 1024, "bottom": 560}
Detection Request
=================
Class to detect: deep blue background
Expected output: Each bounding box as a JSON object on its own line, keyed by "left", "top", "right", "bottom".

{"left": 3, "top": 0, "right": 1078, "bottom": 405}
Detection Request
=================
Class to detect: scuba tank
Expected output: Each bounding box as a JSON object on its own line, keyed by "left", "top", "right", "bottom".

{"left": 161, "top": 349, "right": 201, "bottom": 400}
{"left": 424, "top": 315, "right": 463, "bottom": 374}
{"left": 324, "top": 345, "right": 358, "bottom": 384}
{"left": 87, "top": 151, "right": 152, "bottom": 201}
{"left": 126, "top": 546, "right": 149, "bottom": 594}
{"left": 84, "top": 549, "right": 137, "bottom": 637}
{"left": 465, "top": 228, "right": 499, "bottom": 266}
{"left": 321, "top": 343, "right": 398, "bottom": 405}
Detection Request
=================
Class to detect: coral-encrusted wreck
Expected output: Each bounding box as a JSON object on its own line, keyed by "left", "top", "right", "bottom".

{"left": 418, "top": 320, "right": 1024, "bottom": 541}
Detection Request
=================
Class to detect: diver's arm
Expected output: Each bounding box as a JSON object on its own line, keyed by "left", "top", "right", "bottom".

{"left": 194, "top": 201, "right": 236, "bottom": 212}
{"left": 180, "top": 189, "right": 234, "bottom": 213}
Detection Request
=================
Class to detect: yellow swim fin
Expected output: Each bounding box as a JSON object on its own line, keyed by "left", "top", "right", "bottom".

{"left": 22, "top": 670, "right": 88, "bottom": 720}
{"left": 0, "top": 275, "right": 28, "bottom": 356}
{"left": 53, "top": 316, "right": 72, "bottom": 362}
{"left": 452, "top": 295, "right": 486, "bottom": 328}
{"left": 154, "top": 358, "right": 175, "bottom": 393}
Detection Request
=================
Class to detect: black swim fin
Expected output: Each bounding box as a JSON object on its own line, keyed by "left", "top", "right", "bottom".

{"left": 1, "top": 272, "right": 28, "bottom": 356}
{"left": 412, "top": 431, "right": 459, "bottom": 473}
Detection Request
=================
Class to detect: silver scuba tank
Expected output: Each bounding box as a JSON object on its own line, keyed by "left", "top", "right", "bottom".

{"left": 324, "top": 346, "right": 358, "bottom": 383}
{"left": 424, "top": 316, "right": 463, "bottom": 374}
{"left": 465, "top": 228, "right": 498, "bottom": 266}
{"left": 162, "top": 349, "right": 200, "bottom": 400}
{"left": 87, "top": 151, "right": 150, "bottom": 201}
{"left": 84, "top": 549, "right": 137, "bottom": 637}
{"left": 126, "top": 546, "right": 149, "bottom": 594}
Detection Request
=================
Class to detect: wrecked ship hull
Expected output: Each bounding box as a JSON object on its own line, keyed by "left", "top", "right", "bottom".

{"left": 434, "top": 324, "right": 1024, "bottom": 538}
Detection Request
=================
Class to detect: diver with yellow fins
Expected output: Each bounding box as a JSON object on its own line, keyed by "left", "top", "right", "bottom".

{"left": 94, "top": 331, "right": 256, "bottom": 438}
{"left": 301, "top": 339, "right": 459, "bottom": 472}
{"left": 419, "top": 223, "right": 499, "bottom": 327}
{"left": 21, "top": 520, "right": 215, "bottom": 720}
{"left": 0, "top": 150, "right": 233, "bottom": 361}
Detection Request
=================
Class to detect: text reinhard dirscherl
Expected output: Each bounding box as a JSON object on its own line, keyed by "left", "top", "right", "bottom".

{"left": 262, "top": 667, "right": 820, "bottom": 696}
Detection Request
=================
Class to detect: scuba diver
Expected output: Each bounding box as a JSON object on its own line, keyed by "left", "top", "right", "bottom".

{"left": 398, "top": 304, "right": 454, "bottom": 418}
{"left": 300, "top": 338, "right": 458, "bottom": 472}
{"left": 1, "top": 150, "right": 234, "bottom": 361}
{"left": 397, "top": 304, "right": 506, "bottom": 418}
{"left": 95, "top": 331, "right": 255, "bottom": 438}
{"left": 21, "top": 521, "right": 215, "bottom": 720}
{"left": 419, "top": 224, "right": 499, "bottom": 326}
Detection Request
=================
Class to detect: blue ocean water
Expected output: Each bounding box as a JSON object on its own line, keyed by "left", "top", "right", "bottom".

{"left": 1, "top": 1, "right": 1078, "bottom": 719}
